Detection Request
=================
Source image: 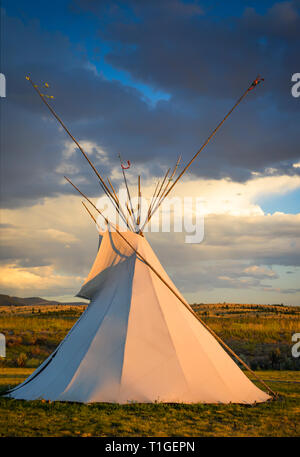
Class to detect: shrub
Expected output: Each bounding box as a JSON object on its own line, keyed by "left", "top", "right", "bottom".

{"left": 25, "top": 357, "right": 41, "bottom": 368}
{"left": 31, "top": 345, "right": 43, "bottom": 356}
{"left": 16, "top": 352, "right": 28, "bottom": 367}
{"left": 22, "top": 334, "right": 37, "bottom": 345}
{"left": 270, "top": 347, "right": 281, "bottom": 369}
{"left": 7, "top": 336, "right": 22, "bottom": 347}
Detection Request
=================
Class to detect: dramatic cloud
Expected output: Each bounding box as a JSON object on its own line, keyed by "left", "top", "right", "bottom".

{"left": 147, "top": 211, "right": 300, "bottom": 304}
{"left": 2, "top": 1, "right": 300, "bottom": 209}
{"left": 0, "top": 264, "right": 84, "bottom": 298}
{"left": 1, "top": 1, "right": 299, "bottom": 304}
{"left": 1, "top": 177, "right": 299, "bottom": 303}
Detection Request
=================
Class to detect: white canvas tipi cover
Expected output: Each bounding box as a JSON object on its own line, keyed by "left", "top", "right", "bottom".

{"left": 7, "top": 231, "right": 270, "bottom": 404}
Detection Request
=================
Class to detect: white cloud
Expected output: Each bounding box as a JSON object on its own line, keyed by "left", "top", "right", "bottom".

{"left": 56, "top": 140, "right": 109, "bottom": 175}
{"left": 1, "top": 172, "right": 300, "bottom": 304}
{"left": 243, "top": 265, "right": 277, "bottom": 278}
{"left": 0, "top": 264, "right": 84, "bottom": 295}
{"left": 138, "top": 172, "right": 300, "bottom": 219}
{"left": 42, "top": 229, "right": 78, "bottom": 244}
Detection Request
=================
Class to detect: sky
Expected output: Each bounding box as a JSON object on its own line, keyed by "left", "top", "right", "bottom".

{"left": 0, "top": 0, "right": 299, "bottom": 305}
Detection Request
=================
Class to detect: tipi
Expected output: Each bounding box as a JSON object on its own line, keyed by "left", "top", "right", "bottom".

{"left": 5, "top": 74, "right": 274, "bottom": 404}
{"left": 7, "top": 230, "right": 270, "bottom": 403}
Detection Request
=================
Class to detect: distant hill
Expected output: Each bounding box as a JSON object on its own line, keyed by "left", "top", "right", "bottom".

{"left": 0, "top": 294, "right": 87, "bottom": 307}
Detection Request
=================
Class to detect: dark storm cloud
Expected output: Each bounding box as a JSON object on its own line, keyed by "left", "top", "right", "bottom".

{"left": 85, "top": 0, "right": 300, "bottom": 103}
{"left": 75, "top": 0, "right": 300, "bottom": 176}
{"left": 1, "top": 12, "right": 166, "bottom": 207}
{"left": 2, "top": 1, "right": 300, "bottom": 209}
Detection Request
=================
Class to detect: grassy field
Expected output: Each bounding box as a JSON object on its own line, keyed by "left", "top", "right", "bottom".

{"left": 0, "top": 369, "right": 299, "bottom": 436}
{"left": 0, "top": 303, "right": 299, "bottom": 436}
{"left": 1, "top": 303, "right": 299, "bottom": 370}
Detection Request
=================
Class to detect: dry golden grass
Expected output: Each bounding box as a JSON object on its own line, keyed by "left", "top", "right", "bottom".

{"left": 0, "top": 303, "right": 300, "bottom": 437}
{"left": 0, "top": 304, "right": 86, "bottom": 315}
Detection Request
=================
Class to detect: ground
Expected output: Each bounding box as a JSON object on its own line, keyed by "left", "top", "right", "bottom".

{"left": 0, "top": 369, "right": 299, "bottom": 436}
{"left": 0, "top": 303, "right": 299, "bottom": 436}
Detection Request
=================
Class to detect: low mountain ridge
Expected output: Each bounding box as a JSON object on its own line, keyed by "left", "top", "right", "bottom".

{"left": 0, "top": 294, "right": 85, "bottom": 307}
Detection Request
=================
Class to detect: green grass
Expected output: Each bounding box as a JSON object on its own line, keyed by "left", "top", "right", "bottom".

{"left": 1, "top": 303, "right": 299, "bottom": 370}
{"left": 0, "top": 369, "right": 299, "bottom": 437}
{"left": 204, "top": 316, "right": 298, "bottom": 342}
{"left": 0, "top": 303, "right": 299, "bottom": 436}
{"left": 0, "top": 306, "right": 84, "bottom": 368}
